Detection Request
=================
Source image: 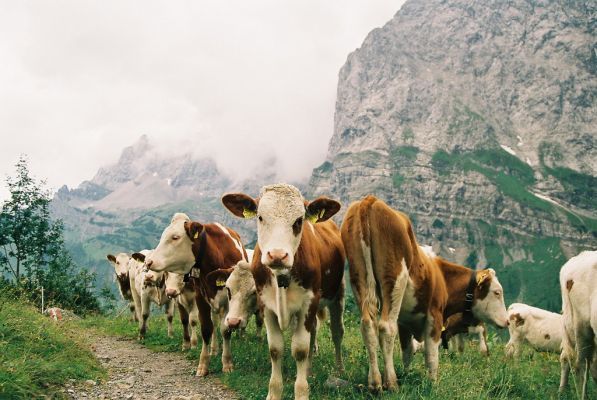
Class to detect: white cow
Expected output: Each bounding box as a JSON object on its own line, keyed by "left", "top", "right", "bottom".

{"left": 559, "top": 250, "right": 597, "bottom": 398}
{"left": 130, "top": 251, "right": 175, "bottom": 340}
{"left": 106, "top": 253, "right": 137, "bottom": 321}
{"left": 505, "top": 303, "right": 562, "bottom": 357}
{"left": 164, "top": 271, "right": 199, "bottom": 350}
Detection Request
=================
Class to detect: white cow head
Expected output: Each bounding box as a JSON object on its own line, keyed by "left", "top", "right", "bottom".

{"left": 222, "top": 183, "right": 340, "bottom": 269}
{"left": 164, "top": 271, "right": 186, "bottom": 299}
{"left": 472, "top": 268, "right": 509, "bottom": 328}
{"left": 107, "top": 253, "right": 131, "bottom": 278}
{"left": 132, "top": 251, "right": 164, "bottom": 287}
{"left": 221, "top": 261, "right": 257, "bottom": 330}
{"left": 145, "top": 213, "right": 201, "bottom": 275}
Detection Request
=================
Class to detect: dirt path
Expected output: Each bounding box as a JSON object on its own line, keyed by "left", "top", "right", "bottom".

{"left": 64, "top": 334, "right": 238, "bottom": 400}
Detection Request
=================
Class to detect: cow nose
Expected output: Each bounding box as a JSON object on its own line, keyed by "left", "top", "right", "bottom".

{"left": 227, "top": 317, "right": 241, "bottom": 329}
{"left": 267, "top": 249, "right": 289, "bottom": 263}
{"left": 165, "top": 288, "right": 178, "bottom": 298}
{"left": 119, "top": 272, "right": 127, "bottom": 278}
{"left": 145, "top": 273, "right": 154, "bottom": 281}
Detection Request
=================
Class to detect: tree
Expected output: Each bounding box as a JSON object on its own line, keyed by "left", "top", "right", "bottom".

{"left": 0, "top": 156, "right": 100, "bottom": 313}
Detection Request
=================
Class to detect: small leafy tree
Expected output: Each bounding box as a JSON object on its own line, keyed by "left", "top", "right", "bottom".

{"left": 0, "top": 156, "right": 100, "bottom": 314}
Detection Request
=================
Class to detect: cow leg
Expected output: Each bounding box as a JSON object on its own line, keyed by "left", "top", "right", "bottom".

{"left": 479, "top": 326, "right": 489, "bottom": 356}
{"left": 423, "top": 311, "right": 443, "bottom": 381}
{"left": 559, "top": 349, "right": 571, "bottom": 393}
{"left": 196, "top": 294, "right": 213, "bottom": 377}
{"left": 129, "top": 302, "right": 137, "bottom": 322}
{"left": 292, "top": 306, "right": 313, "bottom": 400}
{"left": 190, "top": 305, "right": 199, "bottom": 349}
{"left": 399, "top": 326, "right": 415, "bottom": 370}
{"left": 165, "top": 300, "right": 175, "bottom": 338}
{"left": 264, "top": 308, "right": 284, "bottom": 400}
{"left": 328, "top": 286, "right": 345, "bottom": 372}
{"left": 139, "top": 293, "right": 151, "bottom": 340}
{"left": 221, "top": 311, "right": 234, "bottom": 373}
{"left": 254, "top": 307, "right": 264, "bottom": 339}
{"left": 210, "top": 310, "right": 220, "bottom": 356}
{"left": 130, "top": 279, "right": 142, "bottom": 323}
{"left": 178, "top": 302, "right": 191, "bottom": 350}
{"left": 505, "top": 330, "right": 521, "bottom": 358}
{"left": 455, "top": 334, "right": 465, "bottom": 353}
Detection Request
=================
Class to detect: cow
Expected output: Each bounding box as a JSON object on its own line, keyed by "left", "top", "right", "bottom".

{"left": 144, "top": 213, "right": 248, "bottom": 376}
{"left": 559, "top": 250, "right": 597, "bottom": 398}
{"left": 222, "top": 183, "right": 346, "bottom": 400}
{"left": 441, "top": 313, "right": 489, "bottom": 356}
{"left": 106, "top": 253, "right": 137, "bottom": 321}
{"left": 130, "top": 251, "right": 175, "bottom": 340}
{"left": 164, "top": 271, "right": 199, "bottom": 350}
{"left": 505, "top": 303, "right": 563, "bottom": 358}
{"left": 341, "top": 195, "right": 508, "bottom": 391}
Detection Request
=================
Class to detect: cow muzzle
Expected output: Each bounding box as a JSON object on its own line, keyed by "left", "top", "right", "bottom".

{"left": 265, "top": 249, "right": 291, "bottom": 269}
{"left": 226, "top": 317, "right": 242, "bottom": 330}
{"left": 165, "top": 288, "right": 179, "bottom": 298}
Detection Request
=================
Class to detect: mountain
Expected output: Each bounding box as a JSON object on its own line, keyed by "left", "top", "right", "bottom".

{"left": 309, "top": 0, "right": 597, "bottom": 310}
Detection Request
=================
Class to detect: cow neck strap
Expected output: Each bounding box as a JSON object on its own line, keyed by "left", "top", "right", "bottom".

{"left": 462, "top": 269, "right": 477, "bottom": 322}
{"left": 183, "top": 229, "right": 208, "bottom": 282}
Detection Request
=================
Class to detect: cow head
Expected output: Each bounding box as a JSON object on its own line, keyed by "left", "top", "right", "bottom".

{"left": 107, "top": 253, "right": 131, "bottom": 278}
{"left": 222, "top": 183, "right": 340, "bottom": 269}
{"left": 132, "top": 251, "right": 164, "bottom": 288}
{"left": 472, "top": 268, "right": 509, "bottom": 328}
{"left": 220, "top": 261, "right": 257, "bottom": 330}
{"left": 145, "top": 213, "right": 200, "bottom": 275}
{"left": 164, "top": 271, "right": 186, "bottom": 299}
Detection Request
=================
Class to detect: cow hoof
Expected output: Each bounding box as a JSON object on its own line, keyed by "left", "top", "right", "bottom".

{"left": 368, "top": 382, "right": 383, "bottom": 393}
{"left": 182, "top": 342, "right": 191, "bottom": 351}
{"left": 196, "top": 367, "right": 209, "bottom": 377}
{"left": 384, "top": 382, "right": 399, "bottom": 392}
{"left": 222, "top": 364, "right": 234, "bottom": 373}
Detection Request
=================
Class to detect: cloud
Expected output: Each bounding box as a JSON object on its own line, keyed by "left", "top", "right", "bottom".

{"left": 0, "top": 0, "right": 403, "bottom": 198}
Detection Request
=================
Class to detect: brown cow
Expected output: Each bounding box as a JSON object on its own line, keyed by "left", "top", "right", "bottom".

{"left": 145, "top": 213, "right": 248, "bottom": 376}
{"left": 341, "top": 196, "right": 508, "bottom": 391}
{"left": 222, "top": 183, "right": 345, "bottom": 400}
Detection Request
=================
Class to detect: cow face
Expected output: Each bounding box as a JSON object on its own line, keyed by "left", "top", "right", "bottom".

{"left": 107, "top": 253, "right": 131, "bottom": 278}
{"left": 145, "top": 213, "right": 198, "bottom": 275}
{"left": 222, "top": 183, "right": 340, "bottom": 269}
{"left": 472, "top": 269, "right": 509, "bottom": 328}
{"left": 132, "top": 251, "right": 163, "bottom": 287}
{"left": 222, "top": 261, "right": 257, "bottom": 330}
{"left": 164, "top": 271, "right": 185, "bottom": 298}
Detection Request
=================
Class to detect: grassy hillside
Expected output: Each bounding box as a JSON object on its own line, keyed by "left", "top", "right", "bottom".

{"left": 0, "top": 294, "right": 106, "bottom": 399}
{"left": 79, "top": 302, "right": 595, "bottom": 400}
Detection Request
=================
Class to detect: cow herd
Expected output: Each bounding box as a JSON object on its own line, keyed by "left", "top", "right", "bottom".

{"left": 107, "top": 183, "right": 597, "bottom": 399}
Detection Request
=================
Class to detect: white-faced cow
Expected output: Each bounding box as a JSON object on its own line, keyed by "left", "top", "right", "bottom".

{"left": 164, "top": 271, "right": 199, "bottom": 350}
{"left": 341, "top": 196, "right": 508, "bottom": 391}
{"left": 222, "top": 183, "right": 346, "bottom": 400}
{"left": 559, "top": 250, "right": 597, "bottom": 398}
{"left": 144, "top": 213, "right": 248, "bottom": 376}
{"left": 106, "top": 253, "right": 137, "bottom": 321}
{"left": 505, "top": 303, "right": 563, "bottom": 358}
{"left": 130, "top": 251, "right": 175, "bottom": 340}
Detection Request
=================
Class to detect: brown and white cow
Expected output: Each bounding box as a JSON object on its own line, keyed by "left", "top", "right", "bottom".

{"left": 164, "top": 271, "right": 199, "bottom": 350}
{"left": 106, "top": 253, "right": 137, "bottom": 321}
{"left": 505, "top": 303, "right": 562, "bottom": 358}
{"left": 559, "top": 250, "right": 597, "bottom": 398}
{"left": 341, "top": 196, "right": 508, "bottom": 391}
{"left": 222, "top": 183, "right": 346, "bottom": 400}
{"left": 144, "top": 213, "right": 248, "bottom": 376}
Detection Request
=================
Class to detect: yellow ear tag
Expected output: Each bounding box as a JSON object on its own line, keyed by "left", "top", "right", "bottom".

{"left": 243, "top": 209, "right": 257, "bottom": 219}
{"left": 476, "top": 271, "right": 489, "bottom": 285}
{"left": 216, "top": 279, "right": 226, "bottom": 287}
{"left": 441, "top": 326, "right": 446, "bottom": 332}
{"left": 194, "top": 231, "right": 199, "bottom": 239}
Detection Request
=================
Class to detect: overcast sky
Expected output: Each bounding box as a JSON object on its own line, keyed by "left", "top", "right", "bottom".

{"left": 0, "top": 1, "right": 404, "bottom": 199}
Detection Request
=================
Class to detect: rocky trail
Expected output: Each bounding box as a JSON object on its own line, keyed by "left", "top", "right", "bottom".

{"left": 64, "top": 334, "right": 238, "bottom": 400}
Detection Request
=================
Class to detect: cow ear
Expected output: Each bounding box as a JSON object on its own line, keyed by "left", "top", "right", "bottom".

{"left": 476, "top": 269, "right": 493, "bottom": 286}
{"left": 107, "top": 254, "right": 116, "bottom": 263}
{"left": 184, "top": 221, "right": 204, "bottom": 240}
{"left": 305, "top": 197, "right": 341, "bottom": 223}
{"left": 222, "top": 193, "right": 258, "bottom": 219}
{"left": 131, "top": 252, "right": 146, "bottom": 263}
{"left": 205, "top": 268, "right": 234, "bottom": 288}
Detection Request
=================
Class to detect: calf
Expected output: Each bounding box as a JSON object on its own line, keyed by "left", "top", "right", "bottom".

{"left": 341, "top": 196, "right": 508, "bottom": 391}
{"left": 441, "top": 313, "right": 489, "bottom": 356}
{"left": 559, "top": 250, "right": 597, "bottom": 398}
{"left": 222, "top": 183, "right": 346, "bottom": 400}
{"left": 106, "top": 253, "right": 137, "bottom": 321}
{"left": 145, "top": 213, "right": 247, "bottom": 376}
{"left": 164, "top": 271, "right": 199, "bottom": 350}
{"left": 130, "top": 252, "right": 175, "bottom": 340}
{"left": 505, "top": 303, "right": 562, "bottom": 358}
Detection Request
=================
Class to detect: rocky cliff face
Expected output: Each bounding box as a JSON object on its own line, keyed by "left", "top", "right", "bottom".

{"left": 310, "top": 0, "right": 596, "bottom": 309}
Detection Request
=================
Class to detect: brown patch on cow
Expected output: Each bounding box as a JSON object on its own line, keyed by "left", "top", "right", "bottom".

{"left": 269, "top": 348, "right": 281, "bottom": 361}
{"left": 509, "top": 313, "right": 525, "bottom": 327}
{"left": 544, "top": 333, "right": 550, "bottom": 340}
{"left": 566, "top": 279, "right": 574, "bottom": 291}
{"left": 294, "top": 349, "right": 308, "bottom": 362}
{"left": 292, "top": 217, "right": 303, "bottom": 236}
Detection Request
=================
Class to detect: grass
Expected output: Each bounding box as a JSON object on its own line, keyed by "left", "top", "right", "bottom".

{"left": 0, "top": 294, "right": 106, "bottom": 399}
{"left": 77, "top": 302, "right": 595, "bottom": 400}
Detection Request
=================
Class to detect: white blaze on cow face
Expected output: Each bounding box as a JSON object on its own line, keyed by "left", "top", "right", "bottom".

{"left": 165, "top": 271, "right": 186, "bottom": 298}
{"left": 472, "top": 269, "right": 509, "bottom": 328}
{"left": 107, "top": 253, "right": 131, "bottom": 278}
{"left": 146, "top": 213, "right": 196, "bottom": 275}
{"left": 224, "top": 261, "right": 257, "bottom": 330}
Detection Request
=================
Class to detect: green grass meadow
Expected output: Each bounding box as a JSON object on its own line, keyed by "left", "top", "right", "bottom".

{"left": 78, "top": 305, "right": 595, "bottom": 400}
{"left": 0, "top": 295, "right": 106, "bottom": 399}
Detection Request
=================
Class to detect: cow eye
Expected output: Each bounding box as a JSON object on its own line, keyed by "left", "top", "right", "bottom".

{"left": 292, "top": 217, "right": 303, "bottom": 234}
{"left": 172, "top": 235, "right": 180, "bottom": 240}
{"left": 258, "top": 215, "right": 263, "bottom": 222}
{"left": 494, "top": 290, "right": 501, "bottom": 296}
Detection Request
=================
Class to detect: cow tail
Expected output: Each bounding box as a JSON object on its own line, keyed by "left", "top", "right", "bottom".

{"left": 359, "top": 196, "right": 379, "bottom": 321}
{"left": 560, "top": 276, "right": 574, "bottom": 364}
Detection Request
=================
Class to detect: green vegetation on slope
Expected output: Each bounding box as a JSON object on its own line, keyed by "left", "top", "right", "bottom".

{"left": 0, "top": 294, "right": 105, "bottom": 399}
